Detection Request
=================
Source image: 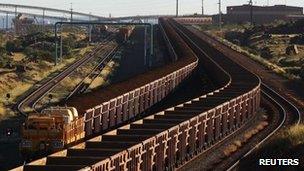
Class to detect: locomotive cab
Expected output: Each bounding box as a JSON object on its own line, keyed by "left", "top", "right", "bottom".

{"left": 20, "top": 107, "right": 85, "bottom": 157}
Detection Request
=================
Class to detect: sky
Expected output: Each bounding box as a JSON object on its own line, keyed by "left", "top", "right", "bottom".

{"left": 1, "top": 0, "right": 304, "bottom": 17}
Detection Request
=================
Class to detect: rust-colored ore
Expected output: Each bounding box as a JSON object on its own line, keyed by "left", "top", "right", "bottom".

{"left": 67, "top": 19, "right": 196, "bottom": 115}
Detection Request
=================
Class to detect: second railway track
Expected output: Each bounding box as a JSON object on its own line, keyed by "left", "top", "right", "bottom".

{"left": 17, "top": 34, "right": 117, "bottom": 115}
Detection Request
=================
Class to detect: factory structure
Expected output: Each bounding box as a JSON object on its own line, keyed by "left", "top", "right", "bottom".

{"left": 12, "top": 14, "right": 39, "bottom": 35}
{"left": 221, "top": 4, "right": 304, "bottom": 24}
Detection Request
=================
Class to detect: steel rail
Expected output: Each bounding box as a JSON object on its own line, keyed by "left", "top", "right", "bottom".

{"left": 31, "top": 42, "right": 116, "bottom": 111}
{"left": 64, "top": 45, "right": 119, "bottom": 101}
{"left": 17, "top": 36, "right": 115, "bottom": 115}
{"left": 226, "top": 88, "right": 286, "bottom": 171}
{"left": 30, "top": 34, "right": 116, "bottom": 110}
{"left": 226, "top": 84, "right": 301, "bottom": 171}
{"left": 190, "top": 25, "right": 302, "bottom": 125}
{"left": 17, "top": 18, "right": 260, "bottom": 171}
{"left": 183, "top": 25, "right": 301, "bottom": 171}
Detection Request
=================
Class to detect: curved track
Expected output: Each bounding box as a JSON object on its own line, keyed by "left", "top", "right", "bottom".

{"left": 176, "top": 25, "right": 301, "bottom": 170}
{"left": 20, "top": 18, "right": 263, "bottom": 171}
{"left": 225, "top": 83, "right": 301, "bottom": 171}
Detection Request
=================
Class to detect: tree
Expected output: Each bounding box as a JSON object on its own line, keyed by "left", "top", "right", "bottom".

{"left": 0, "top": 46, "right": 9, "bottom": 68}
{"left": 6, "top": 39, "right": 23, "bottom": 52}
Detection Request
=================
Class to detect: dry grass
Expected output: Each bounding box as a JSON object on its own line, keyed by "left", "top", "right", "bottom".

{"left": 88, "top": 60, "right": 119, "bottom": 90}
{"left": 243, "top": 121, "right": 268, "bottom": 141}
{"left": 222, "top": 120, "right": 269, "bottom": 158}
{"left": 255, "top": 124, "right": 304, "bottom": 158}
{"left": 285, "top": 125, "right": 304, "bottom": 146}
{"left": 223, "top": 144, "right": 238, "bottom": 156}
{"left": 0, "top": 46, "right": 93, "bottom": 120}
{"left": 35, "top": 45, "right": 119, "bottom": 109}
{"left": 11, "top": 52, "right": 26, "bottom": 62}
{"left": 201, "top": 30, "right": 300, "bottom": 80}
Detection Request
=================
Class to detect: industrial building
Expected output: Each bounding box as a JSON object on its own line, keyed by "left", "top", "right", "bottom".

{"left": 224, "top": 4, "right": 304, "bottom": 24}
{"left": 12, "top": 14, "right": 38, "bottom": 35}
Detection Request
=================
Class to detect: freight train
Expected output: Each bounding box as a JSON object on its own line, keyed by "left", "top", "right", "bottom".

{"left": 16, "top": 17, "right": 261, "bottom": 171}
{"left": 19, "top": 20, "right": 195, "bottom": 157}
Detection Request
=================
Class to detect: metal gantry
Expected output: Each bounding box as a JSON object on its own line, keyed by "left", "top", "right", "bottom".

{"left": 54, "top": 21, "right": 154, "bottom": 66}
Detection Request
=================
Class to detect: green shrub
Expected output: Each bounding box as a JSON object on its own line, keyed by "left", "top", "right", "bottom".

{"left": 6, "top": 39, "right": 24, "bottom": 52}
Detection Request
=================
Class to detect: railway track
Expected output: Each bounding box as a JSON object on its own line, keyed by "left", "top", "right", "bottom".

{"left": 170, "top": 24, "right": 301, "bottom": 170}
{"left": 17, "top": 35, "right": 116, "bottom": 115}
{"left": 65, "top": 45, "right": 119, "bottom": 101}
{"left": 223, "top": 79, "right": 301, "bottom": 171}
{"left": 177, "top": 25, "right": 301, "bottom": 170}
{"left": 18, "top": 18, "right": 262, "bottom": 171}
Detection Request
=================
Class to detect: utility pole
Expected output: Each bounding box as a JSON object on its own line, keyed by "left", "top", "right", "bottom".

{"left": 218, "top": 0, "right": 222, "bottom": 30}
{"left": 70, "top": 3, "right": 73, "bottom": 22}
{"left": 42, "top": 9, "right": 45, "bottom": 27}
{"left": 6, "top": 12, "right": 8, "bottom": 31}
{"left": 2, "top": 17, "right": 4, "bottom": 30}
{"left": 202, "top": 0, "right": 204, "bottom": 15}
{"left": 249, "top": 0, "right": 253, "bottom": 25}
{"left": 60, "top": 32, "right": 63, "bottom": 61}
{"left": 176, "top": 0, "right": 179, "bottom": 17}
{"left": 88, "top": 12, "right": 92, "bottom": 42}
{"left": 14, "top": 5, "right": 17, "bottom": 18}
